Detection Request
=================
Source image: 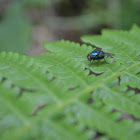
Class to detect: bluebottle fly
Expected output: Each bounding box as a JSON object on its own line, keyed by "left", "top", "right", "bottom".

{"left": 87, "top": 48, "right": 115, "bottom": 66}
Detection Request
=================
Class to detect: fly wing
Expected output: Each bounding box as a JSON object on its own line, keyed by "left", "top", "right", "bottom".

{"left": 104, "top": 52, "right": 115, "bottom": 58}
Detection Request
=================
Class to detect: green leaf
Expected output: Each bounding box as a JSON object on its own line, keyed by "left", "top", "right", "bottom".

{"left": 0, "top": 25, "right": 140, "bottom": 140}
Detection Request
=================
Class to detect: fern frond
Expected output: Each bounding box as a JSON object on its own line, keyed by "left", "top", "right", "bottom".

{"left": 0, "top": 26, "right": 140, "bottom": 140}
{"left": 37, "top": 41, "right": 140, "bottom": 118}
{"left": 81, "top": 25, "right": 140, "bottom": 87}
{"left": 0, "top": 52, "right": 73, "bottom": 105}
{"left": 81, "top": 25, "right": 140, "bottom": 65}
{"left": 44, "top": 40, "right": 93, "bottom": 62}
{"left": 34, "top": 53, "right": 90, "bottom": 88}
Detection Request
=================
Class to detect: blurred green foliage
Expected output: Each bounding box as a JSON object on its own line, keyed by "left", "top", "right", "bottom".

{"left": 0, "top": 0, "right": 140, "bottom": 53}
{"left": 120, "top": 0, "right": 140, "bottom": 29}
{"left": 83, "top": 0, "right": 140, "bottom": 29}
{"left": 23, "top": 0, "right": 60, "bottom": 7}
{"left": 0, "top": 2, "right": 31, "bottom": 54}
